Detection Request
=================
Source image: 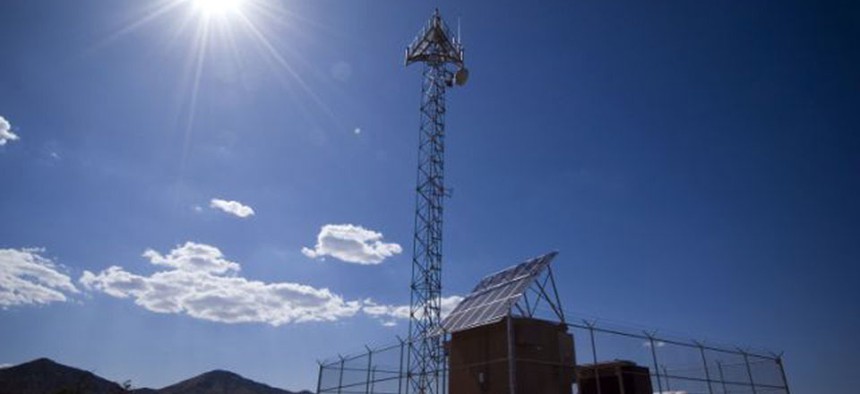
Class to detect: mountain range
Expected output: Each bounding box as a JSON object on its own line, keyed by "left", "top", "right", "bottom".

{"left": 0, "top": 358, "right": 311, "bottom": 394}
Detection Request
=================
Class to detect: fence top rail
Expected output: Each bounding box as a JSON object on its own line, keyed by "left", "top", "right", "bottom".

{"left": 318, "top": 341, "right": 407, "bottom": 366}
{"left": 318, "top": 318, "right": 782, "bottom": 367}
{"left": 566, "top": 320, "right": 780, "bottom": 360}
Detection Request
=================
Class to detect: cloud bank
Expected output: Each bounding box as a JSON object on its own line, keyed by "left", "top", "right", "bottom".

{"left": 0, "top": 116, "right": 18, "bottom": 146}
{"left": 209, "top": 198, "right": 255, "bottom": 218}
{"left": 0, "top": 248, "right": 79, "bottom": 308}
{"left": 302, "top": 224, "right": 402, "bottom": 264}
{"left": 78, "top": 241, "right": 459, "bottom": 327}
{"left": 363, "top": 295, "right": 463, "bottom": 327}
{"left": 80, "top": 242, "right": 362, "bottom": 326}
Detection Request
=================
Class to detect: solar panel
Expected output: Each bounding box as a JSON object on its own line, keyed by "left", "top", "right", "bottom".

{"left": 437, "top": 251, "right": 558, "bottom": 334}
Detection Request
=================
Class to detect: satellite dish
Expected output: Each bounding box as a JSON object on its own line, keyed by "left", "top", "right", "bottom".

{"left": 454, "top": 67, "right": 469, "bottom": 86}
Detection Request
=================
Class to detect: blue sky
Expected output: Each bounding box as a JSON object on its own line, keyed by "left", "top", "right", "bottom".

{"left": 0, "top": 0, "right": 858, "bottom": 392}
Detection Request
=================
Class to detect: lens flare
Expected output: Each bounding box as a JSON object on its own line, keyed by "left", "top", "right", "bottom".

{"left": 89, "top": 0, "right": 340, "bottom": 178}
{"left": 193, "top": 0, "right": 244, "bottom": 16}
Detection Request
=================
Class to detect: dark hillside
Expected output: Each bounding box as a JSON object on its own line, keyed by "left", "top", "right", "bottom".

{"left": 0, "top": 358, "right": 310, "bottom": 394}
{"left": 0, "top": 358, "right": 125, "bottom": 394}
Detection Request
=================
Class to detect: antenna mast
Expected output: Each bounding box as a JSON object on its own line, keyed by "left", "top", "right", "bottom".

{"left": 405, "top": 9, "right": 467, "bottom": 394}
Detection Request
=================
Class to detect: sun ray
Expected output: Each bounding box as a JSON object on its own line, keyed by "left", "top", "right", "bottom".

{"left": 235, "top": 10, "right": 340, "bottom": 127}
{"left": 178, "top": 17, "right": 211, "bottom": 176}
{"left": 83, "top": 0, "right": 185, "bottom": 56}
{"left": 81, "top": 0, "right": 353, "bottom": 175}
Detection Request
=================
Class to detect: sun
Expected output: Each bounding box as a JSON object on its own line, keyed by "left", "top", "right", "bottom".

{"left": 192, "top": 0, "right": 245, "bottom": 17}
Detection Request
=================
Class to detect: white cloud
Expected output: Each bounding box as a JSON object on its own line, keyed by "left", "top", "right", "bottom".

{"left": 143, "top": 242, "right": 240, "bottom": 274}
{"left": 362, "top": 300, "right": 410, "bottom": 320}
{"left": 80, "top": 242, "right": 362, "bottom": 326}
{"left": 209, "top": 198, "right": 255, "bottom": 218}
{"left": 643, "top": 340, "right": 666, "bottom": 348}
{"left": 362, "top": 295, "right": 463, "bottom": 326}
{"left": 0, "top": 116, "right": 18, "bottom": 146}
{"left": 302, "top": 224, "right": 402, "bottom": 264}
{"left": 0, "top": 248, "right": 79, "bottom": 308}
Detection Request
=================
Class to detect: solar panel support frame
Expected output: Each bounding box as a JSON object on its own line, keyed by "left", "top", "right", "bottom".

{"left": 518, "top": 264, "right": 566, "bottom": 323}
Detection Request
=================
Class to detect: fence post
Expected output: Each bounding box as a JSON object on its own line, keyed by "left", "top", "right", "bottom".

{"left": 646, "top": 333, "right": 664, "bottom": 394}
{"left": 776, "top": 355, "right": 792, "bottom": 394}
{"left": 696, "top": 343, "right": 714, "bottom": 394}
{"left": 337, "top": 356, "right": 345, "bottom": 394}
{"left": 586, "top": 320, "right": 601, "bottom": 394}
{"left": 365, "top": 346, "right": 373, "bottom": 394}
{"left": 507, "top": 314, "right": 517, "bottom": 394}
{"left": 740, "top": 350, "right": 758, "bottom": 394}
{"left": 717, "top": 360, "right": 729, "bottom": 394}
{"left": 316, "top": 361, "right": 324, "bottom": 394}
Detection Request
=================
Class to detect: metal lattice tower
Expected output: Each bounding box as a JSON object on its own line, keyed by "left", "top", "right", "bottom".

{"left": 405, "top": 9, "right": 467, "bottom": 394}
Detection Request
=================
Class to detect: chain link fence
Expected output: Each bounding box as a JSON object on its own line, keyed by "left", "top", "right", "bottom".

{"left": 316, "top": 320, "right": 789, "bottom": 394}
